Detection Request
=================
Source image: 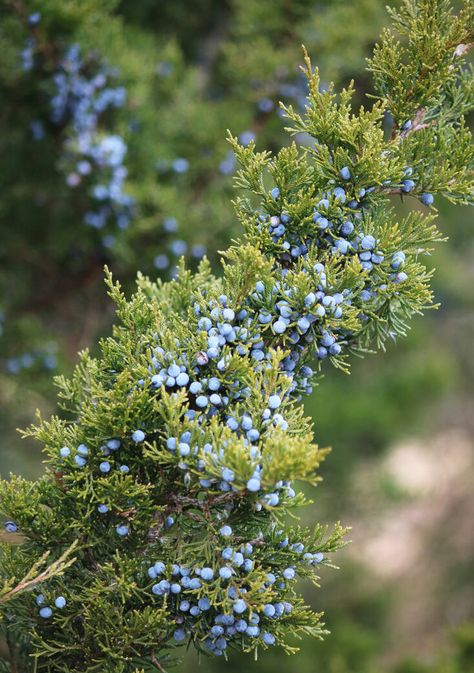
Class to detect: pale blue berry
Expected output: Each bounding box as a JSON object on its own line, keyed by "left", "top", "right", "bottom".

{"left": 201, "top": 567, "right": 214, "bottom": 581}
{"left": 262, "top": 632, "right": 276, "bottom": 645}
{"left": 54, "top": 596, "right": 66, "bottom": 609}
{"left": 116, "top": 524, "right": 129, "bottom": 537}
{"left": 219, "top": 567, "right": 232, "bottom": 580}
{"left": 233, "top": 599, "right": 247, "bottom": 614}
{"left": 247, "top": 478, "right": 261, "bottom": 492}
{"left": 268, "top": 394, "right": 281, "bottom": 409}
{"left": 340, "top": 166, "right": 351, "bottom": 180}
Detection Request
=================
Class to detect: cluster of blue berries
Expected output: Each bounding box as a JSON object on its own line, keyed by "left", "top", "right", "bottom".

{"left": 247, "top": 172, "right": 431, "bottom": 363}
{"left": 58, "top": 442, "right": 90, "bottom": 468}
{"left": 246, "top": 270, "right": 349, "bottom": 377}
{"left": 35, "top": 593, "right": 66, "bottom": 619}
{"left": 153, "top": 216, "right": 206, "bottom": 275}
{"left": 58, "top": 436, "right": 140, "bottom": 535}
{"left": 3, "top": 348, "right": 57, "bottom": 375}
{"left": 21, "top": 16, "right": 133, "bottom": 241}
{"left": 143, "top": 531, "right": 324, "bottom": 655}
{"left": 50, "top": 45, "right": 133, "bottom": 238}
{"left": 400, "top": 166, "right": 435, "bottom": 206}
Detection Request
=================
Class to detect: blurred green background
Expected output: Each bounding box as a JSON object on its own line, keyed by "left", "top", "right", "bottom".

{"left": 0, "top": 1, "right": 473, "bottom": 671}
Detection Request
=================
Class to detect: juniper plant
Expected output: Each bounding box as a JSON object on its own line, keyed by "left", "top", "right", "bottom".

{"left": 0, "top": 0, "right": 473, "bottom": 671}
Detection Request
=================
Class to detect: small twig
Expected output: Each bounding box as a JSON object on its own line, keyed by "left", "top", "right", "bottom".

{"left": 151, "top": 653, "right": 167, "bottom": 673}
{"left": 0, "top": 541, "right": 78, "bottom": 605}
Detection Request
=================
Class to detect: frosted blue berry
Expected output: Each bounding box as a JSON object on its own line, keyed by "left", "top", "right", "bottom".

{"left": 220, "top": 525, "right": 233, "bottom": 537}
{"left": 402, "top": 179, "right": 415, "bottom": 193}
{"left": 116, "top": 524, "right": 129, "bottom": 537}
{"left": 268, "top": 394, "right": 281, "bottom": 409}
{"left": 4, "top": 521, "right": 17, "bottom": 533}
{"left": 333, "top": 187, "right": 346, "bottom": 202}
{"left": 246, "top": 625, "right": 260, "bottom": 637}
{"left": 361, "top": 235, "right": 376, "bottom": 250}
{"left": 263, "top": 604, "right": 275, "bottom": 617}
{"left": 77, "top": 444, "right": 88, "bottom": 456}
{"left": 173, "top": 628, "right": 186, "bottom": 642}
{"left": 74, "top": 456, "right": 87, "bottom": 468}
{"left": 247, "top": 478, "right": 261, "bottom": 492}
{"left": 233, "top": 599, "right": 247, "bottom": 614}
{"left": 179, "top": 442, "right": 190, "bottom": 457}
{"left": 39, "top": 607, "right": 53, "bottom": 619}
{"left": 420, "top": 192, "right": 434, "bottom": 205}
{"left": 239, "top": 130, "right": 255, "bottom": 146}
{"left": 208, "top": 377, "right": 221, "bottom": 391}
{"left": 54, "top": 596, "right": 66, "bottom": 609}
{"left": 154, "top": 562, "right": 166, "bottom": 574}
{"left": 273, "top": 320, "right": 287, "bottom": 334}
{"left": 132, "top": 430, "right": 145, "bottom": 443}
{"left": 99, "top": 461, "right": 111, "bottom": 473}
{"left": 340, "top": 166, "right": 351, "bottom": 180}
{"left": 219, "top": 567, "right": 232, "bottom": 580}
{"left": 235, "top": 619, "right": 247, "bottom": 633}
{"left": 189, "top": 382, "right": 202, "bottom": 395}
{"left": 28, "top": 12, "right": 41, "bottom": 26}
{"left": 59, "top": 446, "right": 71, "bottom": 458}
{"left": 97, "top": 504, "right": 109, "bottom": 514}
{"left": 222, "top": 547, "right": 233, "bottom": 560}
{"left": 283, "top": 567, "right": 295, "bottom": 580}
{"left": 270, "top": 187, "right": 280, "bottom": 199}
{"left": 391, "top": 251, "right": 406, "bottom": 270}
{"left": 198, "top": 597, "right": 211, "bottom": 610}
{"left": 201, "top": 567, "right": 214, "bottom": 581}
{"left": 341, "top": 220, "right": 354, "bottom": 236}
{"left": 304, "top": 292, "right": 316, "bottom": 307}
{"left": 176, "top": 372, "right": 189, "bottom": 387}
{"left": 232, "top": 552, "right": 244, "bottom": 567}
{"left": 166, "top": 437, "right": 177, "bottom": 451}
{"left": 152, "top": 580, "right": 170, "bottom": 595}
{"left": 262, "top": 632, "right": 276, "bottom": 645}
{"left": 196, "top": 395, "right": 208, "bottom": 408}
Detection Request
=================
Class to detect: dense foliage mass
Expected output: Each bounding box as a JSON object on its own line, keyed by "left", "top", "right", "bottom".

{"left": 0, "top": 1, "right": 473, "bottom": 671}
{"left": 0, "top": 0, "right": 387, "bottom": 384}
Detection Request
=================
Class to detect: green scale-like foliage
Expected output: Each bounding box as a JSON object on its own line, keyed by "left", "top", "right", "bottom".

{"left": 0, "top": 1, "right": 473, "bottom": 671}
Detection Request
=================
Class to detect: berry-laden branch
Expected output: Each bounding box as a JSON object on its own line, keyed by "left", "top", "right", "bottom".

{"left": 0, "top": 1, "right": 473, "bottom": 671}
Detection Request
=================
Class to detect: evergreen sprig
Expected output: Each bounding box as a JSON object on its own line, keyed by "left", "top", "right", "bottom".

{"left": 0, "top": 1, "right": 472, "bottom": 671}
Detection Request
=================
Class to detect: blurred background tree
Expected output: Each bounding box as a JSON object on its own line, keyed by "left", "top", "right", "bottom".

{"left": 0, "top": 0, "right": 472, "bottom": 671}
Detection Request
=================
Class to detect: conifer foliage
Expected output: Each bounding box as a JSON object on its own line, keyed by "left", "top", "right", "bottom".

{"left": 0, "top": 1, "right": 473, "bottom": 671}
